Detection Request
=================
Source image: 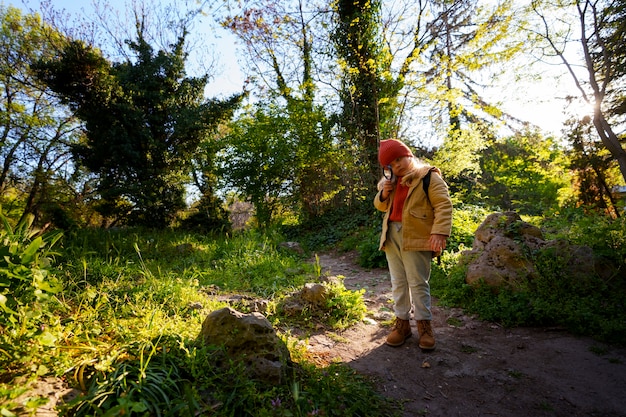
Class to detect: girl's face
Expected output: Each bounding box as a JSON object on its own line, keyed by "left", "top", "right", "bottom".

{"left": 390, "top": 156, "right": 412, "bottom": 177}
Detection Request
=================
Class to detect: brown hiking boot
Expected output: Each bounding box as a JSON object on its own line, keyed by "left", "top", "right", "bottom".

{"left": 386, "top": 318, "right": 412, "bottom": 347}
{"left": 417, "top": 320, "right": 436, "bottom": 350}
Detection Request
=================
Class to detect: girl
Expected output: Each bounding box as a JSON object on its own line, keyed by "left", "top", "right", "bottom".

{"left": 374, "top": 139, "right": 453, "bottom": 350}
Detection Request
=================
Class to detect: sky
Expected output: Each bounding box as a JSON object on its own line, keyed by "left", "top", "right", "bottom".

{"left": 8, "top": 0, "right": 245, "bottom": 96}
{"left": 6, "top": 0, "right": 589, "bottom": 138}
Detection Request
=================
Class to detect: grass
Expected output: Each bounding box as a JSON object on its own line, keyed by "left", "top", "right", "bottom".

{"left": 0, "top": 222, "right": 398, "bottom": 417}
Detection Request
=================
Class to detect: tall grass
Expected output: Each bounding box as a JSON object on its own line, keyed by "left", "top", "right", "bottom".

{"left": 1, "top": 222, "right": 395, "bottom": 416}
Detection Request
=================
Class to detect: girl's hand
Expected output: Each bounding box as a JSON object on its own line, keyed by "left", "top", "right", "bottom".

{"left": 381, "top": 180, "right": 395, "bottom": 200}
{"left": 429, "top": 234, "right": 447, "bottom": 252}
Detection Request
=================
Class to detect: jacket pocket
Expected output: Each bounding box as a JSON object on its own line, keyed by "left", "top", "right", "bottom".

{"left": 409, "top": 208, "right": 434, "bottom": 222}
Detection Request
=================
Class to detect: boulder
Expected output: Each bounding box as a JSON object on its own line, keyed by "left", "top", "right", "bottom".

{"left": 301, "top": 283, "right": 328, "bottom": 306}
{"left": 279, "top": 283, "right": 329, "bottom": 316}
{"left": 465, "top": 235, "right": 538, "bottom": 287}
{"left": 461, "top": 211, "right": 606, "bottom": 289}
{"left": 473, "top": 211, "right": 543, "bottom": 250}
{"left": 198, "top": 307, "right": 291, "bottom": 384}
{"left": 463, "top": 212, "right": 542, "bottom": 287}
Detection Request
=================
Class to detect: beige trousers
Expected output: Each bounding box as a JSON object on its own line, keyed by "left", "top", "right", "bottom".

{"left": 384, "top": 222, "right": 433, "bottom": 321}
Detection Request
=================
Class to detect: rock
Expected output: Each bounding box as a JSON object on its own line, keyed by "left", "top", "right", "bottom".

{"left": 279, "top": 283, "right": 330, "bottom": 317}
{"left": 465, "top": 235, "right": 537, "bottom": 287}
{"left": 473, "top": 211, "right": 543, "bottom": 250}
{"left": 198, "top": 307, "right": 291, "bottom": 384}
{"left": 462, "top": 211, "right": 607, "bottom": 289}
{"left": 301, "top": 283, "right": 328, "bottom": 306}
{"left": 280, "top": 241, "right": 304, "bottom": 254}
{"left": 463, "top": 212, "right": 543, "bottom": 288}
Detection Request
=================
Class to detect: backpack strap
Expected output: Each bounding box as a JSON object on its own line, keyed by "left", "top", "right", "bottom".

{"left": 423, "top": 168, "right": 441, "bottom": 264}
{"left": 422, "top": 170, "right": 432, "bottom": 199}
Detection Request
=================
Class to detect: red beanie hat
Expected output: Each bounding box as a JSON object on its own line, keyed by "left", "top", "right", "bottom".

{"left": 378, "top": 139, "right": 413, "bottom": 166}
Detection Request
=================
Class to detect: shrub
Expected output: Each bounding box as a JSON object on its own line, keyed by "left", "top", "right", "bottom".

{"left": 448, "top": 204, "right": 489, "bottom": 251}
{"left": 0, "top": 210, "right": 63, "bottom": 318}
{"left": 323, "top": 281, "right": 367, "bottom": 329}
{"left": 282, "top": 205, "right": 373, "bottom": 251}
{"left": 356, "top": 225, "right": 386, "bottom": 269}
{"left": 433, "top": 209, "right": 626, "bottom": 345}
{"left": 0, "top": 209, "right": 64, "bottom": 415}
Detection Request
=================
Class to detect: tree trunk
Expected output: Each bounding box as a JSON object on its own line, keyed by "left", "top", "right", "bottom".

{"left": 592, "top": 111, "right": 626, "bottom": 183}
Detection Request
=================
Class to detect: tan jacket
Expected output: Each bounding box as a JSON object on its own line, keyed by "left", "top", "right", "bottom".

{"left": 374, "top": 166, "right": 453, "bottom": 252}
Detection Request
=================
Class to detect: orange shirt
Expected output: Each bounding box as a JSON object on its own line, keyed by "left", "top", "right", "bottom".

{"left": 389, "top": 179, "right": 408, "bottom": 222}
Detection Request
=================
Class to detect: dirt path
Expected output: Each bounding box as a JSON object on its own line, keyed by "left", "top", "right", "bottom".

{"left": 308, "top": 251, "right": 626, "bottom": 417}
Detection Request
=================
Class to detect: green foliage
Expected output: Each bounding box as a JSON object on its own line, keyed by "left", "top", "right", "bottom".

{"left": 0, "top": 208, "right": 62, "bottom": 327}
{"left": 0, "top": 6, "right": 82, "bottom": 226}
{"left": 476, "top": 130, "right": 572, "bottom": 215}
{"left": 278, "top": 279, "right": 367, "bottom": 331}
{"left": 448, "top": 204, "right": 488, "bottom": 251}
{"left": 0, "top": 208, "right": 64, "bottom": 415}
{"left": 601, "top": 1, "right": 626, "bottom": 120}
{"left": 33, "top": 34, "right": 242, "bottom": 227}
{"left": 178, "top": 192, "right": 232, "bottom": 234}
{"left": 431, "top": 125, "right": 488, "bottom": 200}
{"left": 219, "top": 101, "right": 339, "bottom": 227}
{"left": 285, "top": 362, "right": 397, "bottom": 417}
{"left": 356, "top": 224, "right": 387, "bottom": 269}
{"left": 431, "top": 207, "right": 626, "bottom": 345}
{"left": 334, "top": 0, "right": 397, "bottom": 190}
{"left": 219, "top": 105, "right": 297, "bottom": 227}
{"left": 174, "top": 343, "right": 397, "bottom": 417}
{"left": 564, "top": 116, "right": 622, "bottom": 214}
{"left": 323, "top": 281, "right": 367, "bottom": 329}
{"left": 39, "top": 227, "right": 389, "bottom": 416}
{"left": 206, "top": 229, "right": 312, "bottom": 297}
{"left": 282, "top": 204, "right": 374, "bottom": 252}
{"left": 2, "top": 222, "right": 391, "bottom": 415}
{"left": 541, "top": 207, "right": 626, "bottom": 262}
{"left": 430, "top": 255, "right": 474, "bottom": 307}
{"left": 63, "top": 339, "right": 192, "bottom": 417}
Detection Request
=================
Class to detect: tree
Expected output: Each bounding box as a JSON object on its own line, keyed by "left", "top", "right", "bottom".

{"left": 218, "top": 104, "right": 296, "bottom": 227}
{"left": 333, "top": 0, "right": 397, "bottom": 190}
{"left": 33, "top": 33, "right": 242, "bottom": 227}
{"left": 600, "top": 0, "right": 626, "bottom": 119}
{"left": 221, "top": 0, "right": 343, "bottom": 218}
{"left": 221, "top": 1, "right": 541, "bottom": 209}
{"left": 429, "top": 121, "right": 492, "bottom": 200}
{"left": 0, "top": 6, "right": 82, "bottom": 226}
{"left": 477, "top": 130, "right": 572, "bottom": 215}
{"left": 566, "top": 115, "right": 622, "bottom": 216}
{"left": 416, "top": 1, "right": 524, "bottom": 132}
{"left": 530, "top": 0, "right": 626, "bottom": 184}
{"left": 331, "top": 1, "right": 526, "bottom": 194}
{"left": 331, "top": 0, "right": 526, "bottom": 203}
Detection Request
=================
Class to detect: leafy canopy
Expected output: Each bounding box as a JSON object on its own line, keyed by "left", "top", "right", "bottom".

{"left": 33, "top": 34, "right": 242, "bottom": 227}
